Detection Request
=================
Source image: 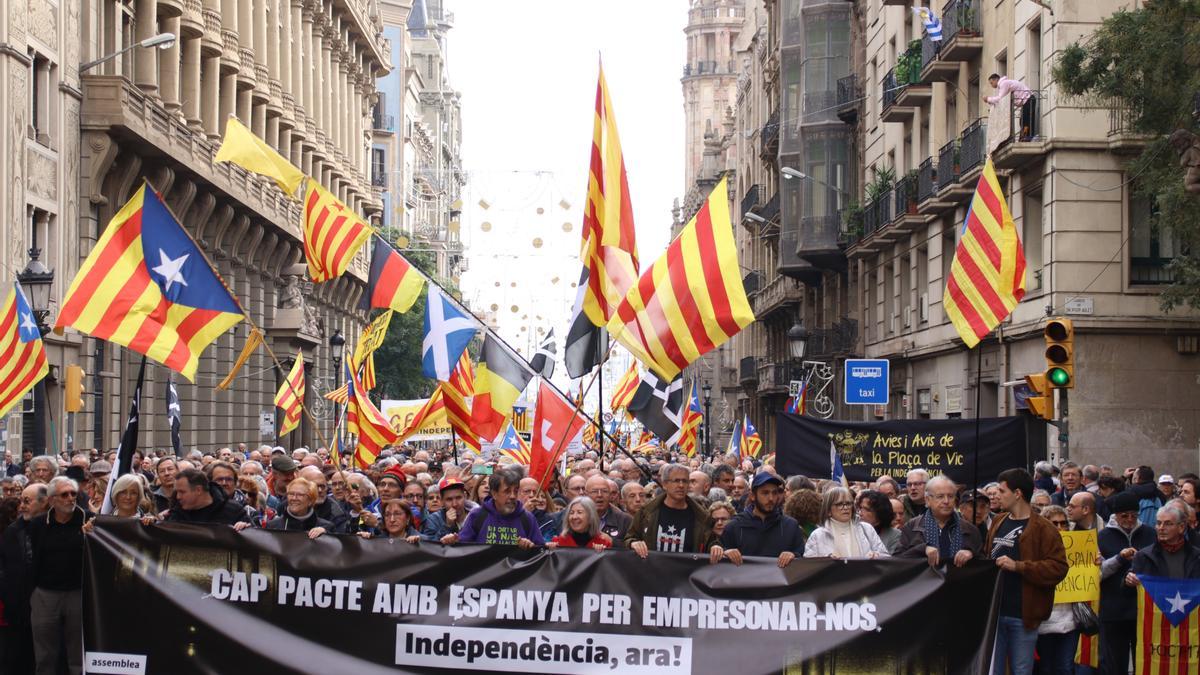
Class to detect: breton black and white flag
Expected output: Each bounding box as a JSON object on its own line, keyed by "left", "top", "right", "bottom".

{"left": 167, "top": 376, "right": 182, "bottom": 458}
{"left": 100, "top": 357, "right": 145, "bottom": 515}
{"left": 627, "top": 371, "right": 684, "bottom": 444}
{"left": 564, "top": 266, "right": 608, "bottom": 378}
{"left": 529, "top": 329, "right": 557, "bottom": 379}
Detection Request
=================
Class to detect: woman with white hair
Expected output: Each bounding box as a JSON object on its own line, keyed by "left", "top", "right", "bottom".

{"left": 803, "top": 486, "right": 889, "bottom": 559}
{"left": 108, "top": 473, "right": 149, "bottom": 519}
{"left": 547, "top": 496, "right": 611, "bottom": 552}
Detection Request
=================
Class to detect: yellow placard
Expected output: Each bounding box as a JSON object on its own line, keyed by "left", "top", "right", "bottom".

{"left": 1054, "top": 529, "right": 1100, "bottom": 603}
{"left": 382, "top": 398, "right": 451, "bottom": 441}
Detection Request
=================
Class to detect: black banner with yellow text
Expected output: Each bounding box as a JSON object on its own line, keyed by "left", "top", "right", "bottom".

{"left": 83, "top": 520, "right": 999, "bottom": 674}
{"left": 775, "top": 413, "right": 1027, "bottom": 484}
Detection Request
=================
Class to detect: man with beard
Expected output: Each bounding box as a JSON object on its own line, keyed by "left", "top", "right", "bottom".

{"left": 718, "top": 473, "right": 806, "bottom": 567}
{"left": 423, "top": 477, "right": 474, "bottom": 543}
{"left": 447, "top": 467, "right": 543, "bottom": 548}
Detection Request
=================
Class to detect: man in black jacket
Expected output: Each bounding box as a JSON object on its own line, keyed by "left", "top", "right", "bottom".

{"left": 719, "top": 473, "right": 806, "bottom": 567}
{"left": 1, "top": 483, "right": 48, "bottom": 673}
{"left": 260, "top": 476, "right": 332, "bottom": 539}
{"left": 1127, "top": 502, "right": 1200, "bottom": 583}
{"left": 165, "top": 469, "right": 252, "bottom": 525}
{"left": 1097, "top": 492, "right": 1156, "bottom": 675}
{"left": 299, "top": 466, "right": 349, "bottom": 533}
{"left": 27, "top": 476, "right": 88, "bottom": 675}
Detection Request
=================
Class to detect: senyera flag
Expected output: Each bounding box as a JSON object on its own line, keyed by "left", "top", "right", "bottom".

{"left": 443, "top": 351, "right": 480, "bottom": 452}
{"left": 274, "top": 352, "right": 305, "bottom": 437}
{"left": 346, "top": 350, "right": 400, "bottom": 468}
{"left": 607, "top": 177, "right": 754, "bottom": 381}
{"left": 303, "top": 179, "right": 372, "bottom": 283}
{"left": 943, "top": 158, "right": 1026, "bottom": 348}
{"left": 55, "top": 183, "right": 244, "bottom": 381}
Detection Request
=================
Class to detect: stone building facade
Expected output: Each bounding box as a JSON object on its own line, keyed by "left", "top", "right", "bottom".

{"left": 2, "top": 0, "right": 389, "bottom": 456}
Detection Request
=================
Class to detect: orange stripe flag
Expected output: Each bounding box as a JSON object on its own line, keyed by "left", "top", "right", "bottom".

{"left": 303, "top": 179, "right": 372, "bottom": 282}
{"left": 273, "top": 352, "right": 305, "bottom": 436}
{"left": 607, "top": 177, "right": 755, "bottom": 380}
{"left": 346, "top": 350, "right": 400, "bottom": 467}
{"left": 580, "top": 63, "right": 639, "bottom": 326}
{"left": 943, "top": 158, "right": 1026, "bottom": 348}
{"left": 443, "top": 352, "right": 481, "bottom": 452}
{"left": 608, "top": 360, "right": 639, "bottom": 411}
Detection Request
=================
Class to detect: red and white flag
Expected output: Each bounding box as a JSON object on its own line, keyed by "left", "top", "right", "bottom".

{"left": 528, "top": 379, "right": 589, "bottom": 490}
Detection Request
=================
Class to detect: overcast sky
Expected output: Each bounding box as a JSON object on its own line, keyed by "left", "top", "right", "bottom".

{"left": 448, "top": 0, "right": 685, "bottom": 384}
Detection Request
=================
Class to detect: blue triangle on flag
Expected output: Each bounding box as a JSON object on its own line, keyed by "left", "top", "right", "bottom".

{"left": 1140, "top": 575, "right": 1200, "bottom": 627}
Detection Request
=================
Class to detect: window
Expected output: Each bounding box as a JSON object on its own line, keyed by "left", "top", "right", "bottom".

{"left": 28, "top": 51, "right": 55, "bottom": 145}
{"left": 371, "top": 148, "right": 386, "bottom": 187}
{"left": 1022, "top": 188, "right": 1043, "bottom": 290}
{"left": 1129, "top": 190, "right": 1178, "bottom": 285}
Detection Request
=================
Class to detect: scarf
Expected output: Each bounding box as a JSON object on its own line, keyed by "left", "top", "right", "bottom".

{"left": 922, "top": 511, "right": 963, "bottom": 560}
{"left": 1161, "top": 536, "right": 1187, "bottom": 554}
{"left": 829, "top": 519, "right": 860, "bottom": 558}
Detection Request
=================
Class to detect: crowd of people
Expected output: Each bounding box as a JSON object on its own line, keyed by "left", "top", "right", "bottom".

{"left": 0, "top": 443, "right": 1198, "bottom": 674}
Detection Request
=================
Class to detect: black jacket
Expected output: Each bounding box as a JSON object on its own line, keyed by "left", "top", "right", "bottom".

{"left": 1132, "top": 540, "right": 1200, "bottom": 579}
{"left": 719, "top": 507, "right": 806, "bottom": 558}
{"left": 28, "top": 506, "right": 88, "bottom": 592}
{"left": 265, "top": 510, "right": 334, "bottom": 532}
{"left": 166, "top": 485, "right": 252, "bottom": 526}
{"left": 0, "top": 518, "right": 36, "bottom": 626}
{"left": 896, "top": 513, "right": 984, "bottom": 561}
{"left": 1097, "top": 518, "right": 1157, "bottom": 621}
{"left": 313, "top": 498, "right": 350, "bottom": 533}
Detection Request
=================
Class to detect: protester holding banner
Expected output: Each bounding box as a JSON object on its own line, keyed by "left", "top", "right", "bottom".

{"left": 357, "top": 499, "right": 420, "bottom": 543}
{"left": 985, "top": 468, "right": 1069, "bottom": 675}
{"left": 1097, "top": 491, "right": 1155, "bottom": 674}
{"left": 166, "top": 470, "right": 253, "bottom": 526}
{"left": 547, "top": 497, "right": 611, "bottom": 551}
{"left": 150, "top": 457, "right": 177, "bottom": 512}
{"left": 625, "top": 464, "right": 722, "bottom": 562}
{"left": 897, "top": 476, "right": 982, "bottom": 567}
{"left": 1067, "top": 491, "right": 1104, "bottom": 532}
{"left": 718, "top": 473, "right": 805, "bottom": 567}
{"left": 901, "top": 469, "right": 928, "bottom": 520}
{"left": 422, "top": 477, "right": 471, "bottom": 542}
{"left": 855, "top": 489, "right": 902, "bottom": 554}
{"left": 803, "top": 487, "right": 889, "bottom": 559}
{"left": 298, "top": 466, "right": 349, "bottom": 534}
{"left": 255, "top": 477, "right": 332, "bottom": 540}
{"left": 586, "top": 475, "right": 632, "bottom": 547}
{"left": 449, "top": 467, "right": 544, "bottom": 549}
{"left": 1033, "top": 506, "right": 1083, "bottom": 675}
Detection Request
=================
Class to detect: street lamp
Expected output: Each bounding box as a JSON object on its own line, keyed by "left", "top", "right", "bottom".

{"left": 329, "top": 329, "right": 345, "bottom": 436}
{"left": 79, "top": 32, "right": 176, "bottom": 73}
{"left": 787, "top": 319, "right": 810, "bottom": 360}
{"left": 18, "top": 226, "right": 54, "bottom": 455}
{"left": 701, "top": 381, "right": 713, "bottom": 458}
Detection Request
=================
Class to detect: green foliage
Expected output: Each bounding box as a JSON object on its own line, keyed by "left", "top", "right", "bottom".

{"left": 1051, "top": 0, "right": 1200, "bottom": 310}
{"left": 865, "top": 166, "right": 896, "bottom": 203}
{"left": 369, "top": 230, "right": 461, "bottom": 400}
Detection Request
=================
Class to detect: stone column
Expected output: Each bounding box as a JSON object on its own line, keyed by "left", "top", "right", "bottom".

{"left": 159, "top": 16, "right": 182, "bottom": 112}
{"left": 182, "top": 37, "right": 202, "bottom": 129}
{"left": 238, "top": 88, "right": 254, "bottom": 127}
{"left": 134, "top": 0, "right": 160, "bottom": 93}
{"left": 201, "top": 55, "right": 221, "bottom": 139}
{"left": 303, "top": 2, "right": 317, "bottom": 132}
{"left": 265, "top": 0, "right": 279, "bottom": 79}
{"left": 219, "top": 72, "right": 237, "bottom": 131}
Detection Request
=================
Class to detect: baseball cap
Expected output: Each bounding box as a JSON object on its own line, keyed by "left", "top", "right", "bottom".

{"left": 1159, "top": 474, "right": 1175, "bottom": 485}
{"left": 437, "top": 476, "right": 465, "bottom": 493}
{"left": 270, "top": 455, "right": 299, "bottom": 473}
{"left": 751, "top": 472, "right": 783, "bottom": 490}
{"left": 960, "top": 489, "right": 990, "bottom": 504}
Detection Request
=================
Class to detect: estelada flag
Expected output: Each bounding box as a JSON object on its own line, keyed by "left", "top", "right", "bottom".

{"left": 361, "top": 238, "right": 424, "bottom": 313}
{"left": 677, "top": 381, "right": 703, "bottom": 458}
{"left": 213, "top": 117, "right": 305, "bottom": 197}
{"left": 0, "top": 280, "right": 49, "bottom": 420}
{"left": 497, "top": 422, "right": 531, "bottom": 465}
{"left": 528, "top": 379, "right": 589, "bottom": 490}
{"left": 470, "top": 335, "right": 534, "bottom": 442}
{"left": 274, "top": 352, "right": 305, "bottom": 437}
{"left": 303, "top": 179, "right": 372, "bottom": 282}
{"left": 607, "top": 177, "right": 754, "bottom": 380}
{"left": 1135, "top": 575, "right": 1200, "bottom": 674}
{"left": 56, "top": 183, "right": 244, "bottom": 381}
{"left": 943, "top": 158, "right": 1026, "bottom": 348}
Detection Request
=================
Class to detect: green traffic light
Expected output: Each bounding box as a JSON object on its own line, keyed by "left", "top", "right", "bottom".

{"left": 1047, "top": 367, "right": 1070, "bottom": 387}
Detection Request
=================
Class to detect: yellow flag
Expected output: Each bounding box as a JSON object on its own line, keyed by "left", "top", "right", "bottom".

{"left": 214, "top": 117, "right": 304, "bottom": 197}
{"left": 215, "top": 327, "right": 264, "bottom": 391}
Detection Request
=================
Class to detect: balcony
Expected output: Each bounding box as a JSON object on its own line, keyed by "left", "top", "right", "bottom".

{"left": 958, "top": 119, "right": 987, "bottom": 180}
{"left": 759, "top": 190, "right": 780, "bottom": 239}
{"left": 940, "top": 0, "right": 983, "bottom": 62}
{"left": 372, "top": 111, "right": 395, "bottom": 133}
{"left": 1107, "top": 104, "right": 1151, "bottom": 154}
{"left": 917, "top": 157, "right": 936, "bottom": 203}
{"left": 799, "top": 214, "right": 846, "bottom": 270}
{"left": 683, "top": 60, "right": 737, "bottom": 78}
{"left": 918, "top": 36, "right": 956, "bottom": 85}
{"left": 760, "top": 108, "right": 780, "bottom": 158}
{"left": 739, "top": 357, "right": 759, "bottom": 387}
{"left": 836, "top": 75, "right": 862, "bottom": 124}
{"left": 936, "top": 139, "right": 959, "bottom": 197}
{"left": 742, "top": 270, "right": 762, "bottom": 297}
{"left": 757, "top": 361, "right": 799, "bottom": 396}
{"left": 371, "top": 172, "right": 386, "bottom": 188}
{"left": 992, "top": 90, "right": 1048, "bottom": 170}
{"left": 807, "top": 319, "right": 860, "bottom": 360}
{"left": 894, "top": 44, "right": 931, "bottom": 107}
{"left": 741, "top": 183, "right": 763, "bottom": 225}
{"left": 881, "top": 65, "right": 920, "bottom": 123}
{"left": 892, "top": 174, "right": 923, "bottom": 226}
{"left": 752, "top": 274, "right": 803, "bottom": 319}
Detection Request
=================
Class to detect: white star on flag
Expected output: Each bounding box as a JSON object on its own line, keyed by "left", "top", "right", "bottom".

{"left": 152, "top": 249, "right": 190, "bottom": 291}
{"left": 1167, "top": 590, "right": 1192, "bottom": 614}
{"left": 19, "top": 311, "right": 37, "bottom": 335}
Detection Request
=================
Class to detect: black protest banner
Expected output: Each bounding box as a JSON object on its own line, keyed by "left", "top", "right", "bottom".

{"left": 84, "top": 520, "right": 999, "bottom": 674}
{"left": 775, "top": 412, "right": 1026, "bottom": 484}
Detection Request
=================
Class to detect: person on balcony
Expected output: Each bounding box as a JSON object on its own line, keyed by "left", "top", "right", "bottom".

{"left": 985, "top": 73, "right": 1035, "bottom": 142}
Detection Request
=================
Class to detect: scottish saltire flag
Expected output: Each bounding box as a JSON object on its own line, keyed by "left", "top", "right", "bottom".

{"left": 831, "top": 439, "right": 848, "bottom": 487}
{"left": 727, "top": 418, "right": 743, "bottom": 460}
{"left": 0, "top": 281, "right": 49, "bottom": 419}
{"left": 740, "top": 415, "right": 762, "bottom": 459}
{"left": 914, "top": 7, "right": 942, "bottom": 41}
{"left": 56, "top": 183, "right": 244, "bottom": 381}
{"left": 421, "top": 288, "right": 477, "bottom": 382}
{"left": 1135, "top": 576, "right": 1200, "bottom": 673}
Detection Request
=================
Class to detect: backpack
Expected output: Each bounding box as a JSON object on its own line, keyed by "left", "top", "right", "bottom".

{"left": 1138, "top": 496, "right": 1162, "bottom": 528}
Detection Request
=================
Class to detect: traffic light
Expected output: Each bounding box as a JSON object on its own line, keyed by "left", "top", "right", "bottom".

{"left": 65, "top": 365, "right": 86, "bottom": 413}
{"left": 1024, "top": 373, "right": 1054, "bottom": 420}
{"left": 1044, "top": 318, "right": 1075, "bottom": 389}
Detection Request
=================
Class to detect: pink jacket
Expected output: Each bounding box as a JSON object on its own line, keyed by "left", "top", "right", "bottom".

{"left": 986, "top": 77, "right": 1031, "bottom": 106}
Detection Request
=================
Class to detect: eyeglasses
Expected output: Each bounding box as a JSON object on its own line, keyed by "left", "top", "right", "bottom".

{"left": 665, "top": 478, "right": 688, "bottom": 485}
{"left": 1050, "top": 520, "right": 1068, "bottom": 527}
{"left": 712, "top": 516, "right": 730, "bottom": 524}
{"left": 833, "top": 501, "right": 854, "bottom": 508}
{"left": 928, "top": 493, "right": 956, "bottom": 502}
{"left": 213, "top": 477, "right": 235, "bottom": 484}
{"left": 56, "top": 491, "right": 78, "bottom": 498}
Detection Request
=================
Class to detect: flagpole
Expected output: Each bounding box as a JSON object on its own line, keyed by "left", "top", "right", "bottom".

{"left": 597, "top": 365, "right": 604, "bottom": 472}
{"left": 973, "top": 345, "right": 983, "bottom": 491}
{"left": 450, "top": 427, "right": 459, "bottom": 464}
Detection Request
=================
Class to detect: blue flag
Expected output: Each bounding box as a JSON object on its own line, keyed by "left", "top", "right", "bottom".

{"left": 421, "top": 288, "right": 477, "bottom": 382}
